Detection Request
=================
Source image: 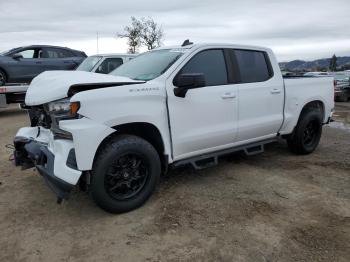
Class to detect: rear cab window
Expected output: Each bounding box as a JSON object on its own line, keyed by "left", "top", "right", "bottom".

{"left": 230, "top": 49, "right": 273, "bottom": 83}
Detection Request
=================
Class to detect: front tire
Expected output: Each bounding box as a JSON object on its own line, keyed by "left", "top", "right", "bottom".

{"left": 287, "top": 110, "right": 323, "bottom": 155}
{"left": 91, "top": 135, "right": 161, "bottom": 213}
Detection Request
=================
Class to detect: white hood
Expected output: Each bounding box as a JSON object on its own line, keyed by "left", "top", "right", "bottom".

{"left": 25, "top": 71, "right": 142, "bottom": 105}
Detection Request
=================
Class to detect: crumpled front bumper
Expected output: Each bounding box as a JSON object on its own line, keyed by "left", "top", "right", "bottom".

{"left": 14, "top": 127, "right": 82, "bottom": 200}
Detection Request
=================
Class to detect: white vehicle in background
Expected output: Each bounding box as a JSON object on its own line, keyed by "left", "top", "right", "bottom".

{"left": 76, "top": 54, "right": 137, "bottom": 74}
{"left": 13, "top": 41, "right": 334, "bottom": 213}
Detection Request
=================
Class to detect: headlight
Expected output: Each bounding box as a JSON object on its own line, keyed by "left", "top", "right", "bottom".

{"left": 48, "top": 98, "right": 80, "bottom": 117}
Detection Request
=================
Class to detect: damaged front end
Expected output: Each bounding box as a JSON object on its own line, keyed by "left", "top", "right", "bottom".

{"left": 13, "top": 99, "right": 82, "bottom": 203}
{"left": 14, "top": 134, "right": 75, "bottom": 203}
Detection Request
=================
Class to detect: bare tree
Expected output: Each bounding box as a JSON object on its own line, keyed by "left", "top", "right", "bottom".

{"left": 140, "top": 17, "right": 164, "bottom": 50}
{"left": 118, "top": 17, "right": 142, "bottom": 54}
{"left": 118, "top": 17, "right": 164, "bottom": 53}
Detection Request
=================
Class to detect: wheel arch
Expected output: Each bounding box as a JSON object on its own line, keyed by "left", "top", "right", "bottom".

{"left": 299, "top": 100, "right": 325, "bottom": 120}
{"left": 282, "top": 100, "right": 325, "bottom": 139}
{"left": 94, "top": 122, "right": 168, "bottom": 173}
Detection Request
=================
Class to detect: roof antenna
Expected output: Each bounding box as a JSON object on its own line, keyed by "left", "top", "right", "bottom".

{"left": 181, "top": 39, "right": 193, "bottom": 47}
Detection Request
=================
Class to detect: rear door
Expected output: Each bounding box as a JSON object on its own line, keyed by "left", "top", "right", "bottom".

{"left": 229, "top": 49, "right": 284, "bottom": 141}
{"left": 166, "top": 48, "right": 238, "bottom": 160}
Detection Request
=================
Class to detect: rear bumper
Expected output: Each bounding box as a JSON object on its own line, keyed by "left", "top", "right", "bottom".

{"left": 14, "top": 127, "right": 82, "bottom": 200}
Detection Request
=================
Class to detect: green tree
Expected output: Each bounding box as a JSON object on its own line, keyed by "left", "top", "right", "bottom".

{"left": 329, "top": 54, "right": 338, "bottom": 72}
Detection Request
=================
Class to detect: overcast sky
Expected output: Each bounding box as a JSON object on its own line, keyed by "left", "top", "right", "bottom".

{"left": 0, "top": 0, "right": 349, "bottom": 61}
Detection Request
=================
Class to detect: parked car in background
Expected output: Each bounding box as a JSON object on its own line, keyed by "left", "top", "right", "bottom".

{"left": 76, "top": 54, "right": 137, "bottom": 74}
{"left": 0, "top": 45, "right": 86, "bottom": 85}
{"left": 333, "top": 73, "right": 350, "bottom": 102}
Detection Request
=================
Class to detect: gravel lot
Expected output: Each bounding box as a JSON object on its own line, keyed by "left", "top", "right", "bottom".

{"left": 0, "top": 103, "right": 349, "bottom": 262}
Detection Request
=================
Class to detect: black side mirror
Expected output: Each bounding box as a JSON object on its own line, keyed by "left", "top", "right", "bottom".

{"left": 173, "top": 73, "right": 206, "bottom": 98}
{"left": 12, "top": 53, "right": 23, "bottom": 60}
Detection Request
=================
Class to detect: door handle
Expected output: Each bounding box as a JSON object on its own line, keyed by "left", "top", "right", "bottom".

{"left": 35, "top": 61, "right": 42, "bottom": 64}
{"left": 221, "top": 92, "right": 236, "bottom": 99}
{"left": 270, "top": 88, "right": 281, "bottom": 94}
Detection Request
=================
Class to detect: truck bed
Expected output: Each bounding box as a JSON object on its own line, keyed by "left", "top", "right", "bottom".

{"left": 280, "top": 76, "right": 334, "bottom": 134}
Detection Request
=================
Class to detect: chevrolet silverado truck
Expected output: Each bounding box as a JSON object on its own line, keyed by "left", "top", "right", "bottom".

{"left": 13, "top": 42, "right": 334, "bottom": 213}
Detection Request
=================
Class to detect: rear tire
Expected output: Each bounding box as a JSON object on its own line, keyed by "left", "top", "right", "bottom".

{"left": 91, "top": 135, "right": 161, "bottom": 213}
{"left": 0, "top": 69, "right": 6, "bottom": 86}
{"left": 287, "top": 110, "right": 323, "bottom": 155}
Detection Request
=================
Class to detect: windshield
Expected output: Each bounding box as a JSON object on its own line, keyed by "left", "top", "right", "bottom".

{"left": 76, "top": 56, "right": 102, "bottom": 72}
{"left": 0, "top": 48, "right": 19, "bottom": 56}
{"left": 110, "top": 49, "right": 184, "bottom": 81}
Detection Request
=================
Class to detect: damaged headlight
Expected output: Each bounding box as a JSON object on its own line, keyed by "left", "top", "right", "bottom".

{"left": 46, "top": 98, "right": 81, "bottom": 139}
{"left": 48, "top": 98, "right": 80, "bottom": 118}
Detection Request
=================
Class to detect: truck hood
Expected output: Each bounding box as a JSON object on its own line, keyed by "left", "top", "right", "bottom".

{"left": 25, "top": 71, "right": 143, "bottom": 105}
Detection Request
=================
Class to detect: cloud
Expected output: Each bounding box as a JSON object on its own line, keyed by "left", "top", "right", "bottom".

{"left": 0, "top": 0, "right": 349, "bottom": 60}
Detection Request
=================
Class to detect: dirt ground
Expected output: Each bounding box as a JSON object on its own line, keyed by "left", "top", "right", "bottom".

{"left": 0, "top": 103, "right": 349, "bottom": 262}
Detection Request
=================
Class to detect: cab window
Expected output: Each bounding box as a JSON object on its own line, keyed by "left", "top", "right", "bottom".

{"left": 232, "top": 49, "right": 272, "bottom": 83}
{"left": 180, "top": 49, "right": 228, "bottom": 86}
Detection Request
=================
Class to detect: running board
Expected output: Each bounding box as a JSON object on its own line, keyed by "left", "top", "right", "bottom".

{"left": 173, "top": 138, "right": 277, "bottom": 170}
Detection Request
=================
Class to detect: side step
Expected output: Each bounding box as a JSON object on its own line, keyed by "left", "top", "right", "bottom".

{"left": 192, "top": 156, "right": 218, "bottom": 170}
{"left": 244, "top": 144, "right": 264, "bottom": 156}
{"left": 173, "top": 138, "right": 277, "bottom": 170}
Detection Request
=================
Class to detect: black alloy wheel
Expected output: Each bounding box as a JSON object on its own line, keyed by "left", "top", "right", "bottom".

{"left": 91, "top": 135, "right": 161, "bottom": 213}
{"left": 105, "top": 153, "right": 150, "bottom": 200}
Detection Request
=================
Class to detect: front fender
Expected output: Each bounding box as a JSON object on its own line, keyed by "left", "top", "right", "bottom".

{"left": 59, "top": 118, "right": 115, "bottom": 170}
{"left": 70, "top": 82, "right": 172, "bottom": 161}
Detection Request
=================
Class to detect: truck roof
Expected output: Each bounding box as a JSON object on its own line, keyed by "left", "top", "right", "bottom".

{"left": 90, "top": 53, "right": 138, "bottom": 58}
{"left": 155, "top": 43, "right": 272, "bottom": 52}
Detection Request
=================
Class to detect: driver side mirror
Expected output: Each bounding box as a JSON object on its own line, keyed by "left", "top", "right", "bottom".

{"left": 12, "top": 53, "right": 23, "bottom": 60}
{"left": 173, "top": 73, "right": 206, "bottom": 98}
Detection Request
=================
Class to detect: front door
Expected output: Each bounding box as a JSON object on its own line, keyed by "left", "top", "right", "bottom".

{"left": 9, "top": 48, "right": 43, "bottom": 82}
{"left": 166, "top": 49, "right": 238, "bottom": 160}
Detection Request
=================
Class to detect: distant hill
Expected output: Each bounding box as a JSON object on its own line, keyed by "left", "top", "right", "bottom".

{"left": 279, "top": 56, "right": 350, "bottom": 71}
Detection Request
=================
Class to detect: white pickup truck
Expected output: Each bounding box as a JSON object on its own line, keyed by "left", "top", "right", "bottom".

{"left": 13, "top": 42, "right": 334, "bottom": 213}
